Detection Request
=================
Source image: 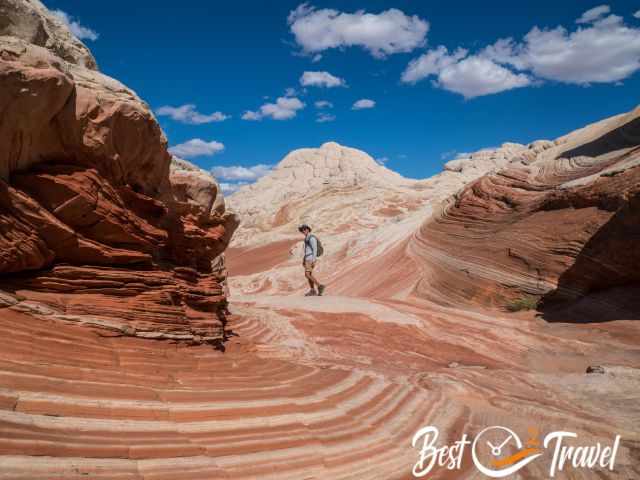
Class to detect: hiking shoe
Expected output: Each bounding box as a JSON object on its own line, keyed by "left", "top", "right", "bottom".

{"left": 305, "top": 290, "right": 317, "bottom": 296}
{"left": 318, "top": 285, "right": 326, "bottom": 296}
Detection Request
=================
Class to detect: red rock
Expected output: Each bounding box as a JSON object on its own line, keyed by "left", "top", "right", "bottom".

{"left": 0, "top": 1, "right": 238, "bottom": 341}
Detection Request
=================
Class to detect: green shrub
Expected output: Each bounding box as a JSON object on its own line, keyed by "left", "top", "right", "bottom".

{"left": 506, "top": 295, "right": 539, "bottom": 312}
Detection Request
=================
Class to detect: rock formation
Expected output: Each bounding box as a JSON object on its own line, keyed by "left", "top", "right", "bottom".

{"left": 226, "top": 140, "right": 551, "bottom": 297}
{"left": 0, "top": 0, "right": 238, "bottom": 342}
{"left": 1, "top": 2, "right": 639, "bottom": 479}
{"left": 412, "top": 107, "right": 640, "bottom": 316}
{"left": 227, "top": 107, "right": 639, "bottom": 318}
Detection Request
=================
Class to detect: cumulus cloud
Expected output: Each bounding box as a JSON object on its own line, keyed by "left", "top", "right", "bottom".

{"left": 316, "top": 113, "right": 336, "bottom": 123}
{"left": 169, "top": 139, "right": 225, "bottom": 158}
{"left": 401, "top": 45, "right": 531, "bottom": 98}
{"left": 242, "top": 97, "right": 306, "bottom": 121}
{"left": 402, "top": 6, "right": 640, "bottom": 97}
{"left": 401, "top": 45, "right": 468, "bottom": 84}
{"left": 576, "top": 5, "right": 610, "bottom": 24}
{"left": 156, "top": 104, "right": 229, "bottom": 124}
{"left": 300, "top": 71, "right": 346, "bottom": 87}
{"left": 635, "top": 10, "right": 640, "bottom": 19}
{"left": 352, "top": 98, "right": 376, "bottom": 110}
{"left": 213, "top": 164, "right": 275, "bottom": 195}
{"left": 314, "top": 100, "right": 333, "bottom": 108}
{"left": 219, "top": 182, "right": 248, "bottom": 195}
{"left": 52, "top": 9, "right": 99, "bottom": 41}
{"left": 241, "top": 111, "right": 261, "bottom": 121}
{"left": 484, "top": 10, "right": 640, "bottom": 84}
{"left": 211, "top": 164, "right": 273, "bottom": 181}
{"left": 288, "top": 3, "right": 428, "bottom": 58}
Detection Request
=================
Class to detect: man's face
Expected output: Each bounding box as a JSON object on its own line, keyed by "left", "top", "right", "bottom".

{"left": 301, "top": 228, "right": 310, "bottom": 236}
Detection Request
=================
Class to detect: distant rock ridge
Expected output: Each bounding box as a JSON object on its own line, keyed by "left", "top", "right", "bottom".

{"left": 230, "top": 142, "right": 412, "bottom": 205}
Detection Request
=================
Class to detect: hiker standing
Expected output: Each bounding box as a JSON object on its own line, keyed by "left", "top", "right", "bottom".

{"left": 299, "top": 224, "right": 325, "bottom": 296}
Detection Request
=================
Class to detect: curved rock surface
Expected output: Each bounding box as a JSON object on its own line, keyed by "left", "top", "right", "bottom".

{"left": 1, "top": 1, "right": 639, "bottom": 478}
{"left": 412, "top": 107, "right": 640, "bottom": 314}
{"left": 0, "top": 3, "right": 238, "bottom": 342}
{"left": 0, "top": 0, "right": 97, "bottom": 69}
{"left": 1, "top": 288, "right": 639, "bottom": 479}
{"left": 226, "top": 140, "right": 517, "bottom": 295}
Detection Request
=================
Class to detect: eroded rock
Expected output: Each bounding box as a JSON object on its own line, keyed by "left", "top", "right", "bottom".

{"left": 0, "top": 0, "right": 237, "bottom": 341}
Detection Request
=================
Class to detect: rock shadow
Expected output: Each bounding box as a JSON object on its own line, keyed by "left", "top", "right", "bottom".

{"left": 539, "top": 192, "right": 640, "bottom": 323}
{"left": 557, "top": 116, "right": 640, "bottom": 159}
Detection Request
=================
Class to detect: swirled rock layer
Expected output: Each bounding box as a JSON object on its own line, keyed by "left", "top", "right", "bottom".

{"left": 0, "top": 1, "right": 238, "bottom": 341}
{"left": 411, "top": 107, "right": 640, "bottom": 315}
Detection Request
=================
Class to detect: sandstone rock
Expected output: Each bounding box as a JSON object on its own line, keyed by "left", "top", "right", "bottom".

{"left": 412, "top": 106, "right": 640, "bottom": 310}
{"left": 0, "top": 0, "right": 237, "bottom": 340}
{"left": 0, "top": 0, "right": 97, "bottom": 69}
{"left": 170, "top": 156, "right": 226, "bottom": 216}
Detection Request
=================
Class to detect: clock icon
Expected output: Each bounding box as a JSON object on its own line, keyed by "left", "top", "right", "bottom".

{"left": 472, "top": 426, "right": 543, "bottom": 478}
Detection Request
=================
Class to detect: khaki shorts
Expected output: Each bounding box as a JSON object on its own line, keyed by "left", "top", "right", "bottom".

{"left": 304, "top": 259, "right": 316, "bottom": 273}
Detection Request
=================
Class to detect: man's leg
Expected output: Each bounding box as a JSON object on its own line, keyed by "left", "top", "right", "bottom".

{"left": 304, "top": 261, "right": 317, "bottom": 294}
{"left": 305, "top": 271, "right": 315, "bottom": 290}
{"left": 307, "top": 271, "right": 320, "bottom": 290}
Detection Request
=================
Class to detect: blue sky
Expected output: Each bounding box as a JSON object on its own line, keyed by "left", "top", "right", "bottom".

{"left": 46, "top": 1, "right": 640, "bottom": 191}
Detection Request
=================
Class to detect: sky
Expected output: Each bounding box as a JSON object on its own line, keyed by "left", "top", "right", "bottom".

{"left": 45, "top": 1, "right": 640, "bottom": 192}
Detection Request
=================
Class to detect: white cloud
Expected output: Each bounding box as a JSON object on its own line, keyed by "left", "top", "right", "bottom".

{"left": 375, "top": 157, "right": 389, "bottom": 165}
{"left": 300, "top": 71, "right": 346, "bottom": 87}
{"left": 401, "top": 46, "right": 530, "bottom": 98}
{"left": 440, "top": 55, "right": 531, "bottom": 98}
{"left": 635, "top": 10, "right": 640, "bottom": 19}
{"left": 401, "top": 45, "right": 468, "bottom": 84}
{"left": 213, "top": 164, "right": 275, "bottom": 195}
{"left": 219, "top": 182, "right": 248, "bottom": 195}
{"left": 316, "top": 113, "right": 336, "bottom": 123}
{"left": 52, "top": 9, "right": 99, "bottom": 41}
{"left": 211, "top": 164, "right": 273, "bottom": 181}
{"left": 242, "top": 96, "right": 306, "bottom": 121}
{"left": 352, "top": 98, "right": 376, "bottom": 110}
{"left": 576, "top": 5, "right": 610, "bottom": 24}
{"left": 314, "top": 100, "right": 333, "bottom": 108}
{"left": 169, "top": 139, "right": 225, "bottom": 158}
{"left": 288, "top": 3, "right": 428, "bottom": 58}
{"left": 403, "top": 6, "right": 640, "bottom": 97}
{"left": 509, "top": 14, "right": 640, "bottom": 84}
{"left": 440, "top": 150, "right": 458, "bottom": 160}
{"left": 156, "top": 104, "right": 229, "bottom": 124}
{"left": 241, "top": 111, "right": 262, "bottom": 121}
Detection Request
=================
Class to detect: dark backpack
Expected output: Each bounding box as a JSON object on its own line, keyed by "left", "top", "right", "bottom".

{"left": 305, "top": 234, "right": 324, "bottom": 257}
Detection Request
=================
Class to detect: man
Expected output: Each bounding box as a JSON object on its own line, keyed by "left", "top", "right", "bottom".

{"left": 299, "top": 224, "right": 325, "bottom": 296}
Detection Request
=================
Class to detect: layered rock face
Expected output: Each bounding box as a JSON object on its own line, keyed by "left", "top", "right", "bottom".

{"left": 412, "top": 107, "right": 640, "bottom": 314}
{"left": 0, "top": 0, "right": 238, "bottom": 341}
{"left": 227, "top": 141, "right": 516, "bottom": 295}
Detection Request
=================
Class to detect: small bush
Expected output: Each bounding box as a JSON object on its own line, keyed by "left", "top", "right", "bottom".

{"left": 506, "top": 295, "right": 539, "bottom": 312}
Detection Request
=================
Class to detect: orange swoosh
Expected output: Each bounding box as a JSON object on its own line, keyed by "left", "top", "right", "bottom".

{"left": 492, "top": 448, "right": 541, "bottom": 468}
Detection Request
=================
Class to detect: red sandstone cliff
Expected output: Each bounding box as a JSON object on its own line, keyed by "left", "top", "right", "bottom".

{"left": 0, "top": 0, "right": 238, "bottom": 343}
{"left": 411, "top": 107, "right": 640, "bottom": 319}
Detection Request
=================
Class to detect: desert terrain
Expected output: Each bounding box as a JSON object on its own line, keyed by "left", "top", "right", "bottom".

{"left": 0, "top": 1, "right": 639, "bottom": 478}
